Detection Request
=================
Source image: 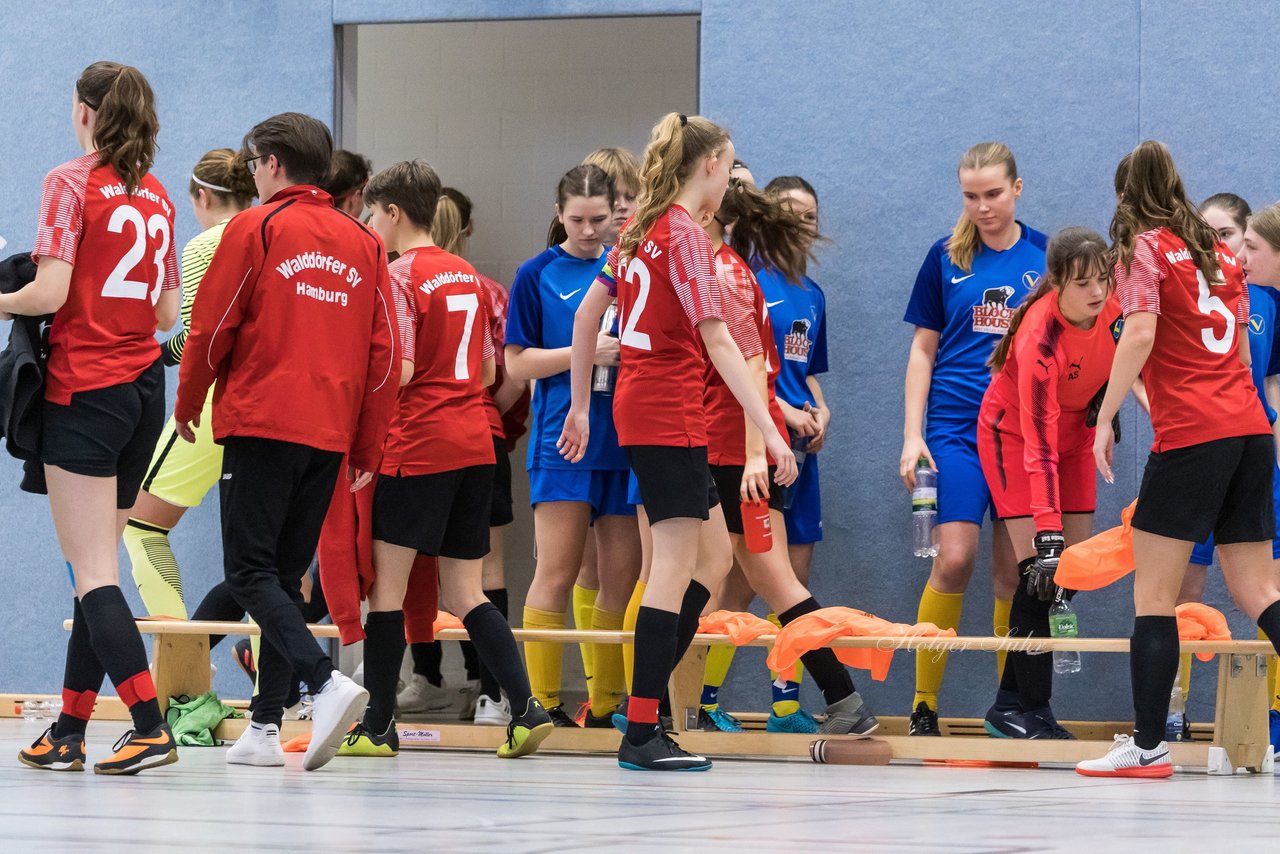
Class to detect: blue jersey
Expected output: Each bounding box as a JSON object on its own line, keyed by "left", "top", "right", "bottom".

{"left": 1245, "top": 283, "right": 1280, "bottom": 423}
{"left": 754, "top": 266, "right": 827, "bottom": 408}
{"left": 903, "top": 222, "right": 1048, "bottom": 426}
{"left": 505, "top": 245, "right": 627, "bottom": 471}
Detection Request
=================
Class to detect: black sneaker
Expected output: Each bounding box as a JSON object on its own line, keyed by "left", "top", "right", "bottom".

{"left": 583, "top": 705, "right": 618, "bottom": 728}
{"left": 909, "top": 701, "right": 941, "bottom": 736}
{"left": 94, "top": 723, "right": 179, "bottom": 775}
{"left": 337, "top": 720, "right": 400, "bottom": 756}
{"left": 1023, "top": 706, "right": 1076, "bottom": 740}
{"left": 618, "top": 726, "right": 711, "bottom": 771}
{"left": 18, "top": 726, "right": 85, "bottom": 771}
{"left": 498, "top": 699, "right": 554, "bottom": 758}
{"left": 546, "top": 704, "right": 579, "bottom": 728}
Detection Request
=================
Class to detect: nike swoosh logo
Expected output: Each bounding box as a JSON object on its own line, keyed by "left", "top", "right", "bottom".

{"left": 1006, "top": 722, "right": 1027, "bottom": 734}
{"left": 1138, "top": 751, "right": 1169, "bottom": 765}
{"left": 951, "top": 274, "right": 975, "bottom": 283}
{"left": 655, "top": 755, "right": 707, "bottom": 763}
{"left": 559, "top": 289, "right": 583, "bottom": 300}
{"left": 765, "top": 300, "right": 785, "bottom": 308}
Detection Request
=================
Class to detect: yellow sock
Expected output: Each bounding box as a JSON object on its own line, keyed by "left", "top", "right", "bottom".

{"left": 913, "top": 584, "right": 964, "bottom": 710}
{"left": 1261, "top": 627, "right": 1279, "bottom": 713}
{"left": 767, "top": 612, "right": 804, "bottom": 716}
{"left": 123, "top": 519, "right": 187, "bottom": 619}
{"left": 572, "top": 584, "right": 599, "bottom": 688}
{"left": 1179, "top": 651, "right": 1193, "bottom": 700}
{"left": 993, "top": 596, "right": 1012, "bottom": 683}
{"left": 622, "top": 581, "right": 646, "bottom": 693}
{"left": 700, "top": 644, "right": 737, "bottom": 711}
{"left": 588, "top": 607, "right": 625, "bottom": 715}
{"left": 522, "top": 606, "right": 565, "bottom": 709}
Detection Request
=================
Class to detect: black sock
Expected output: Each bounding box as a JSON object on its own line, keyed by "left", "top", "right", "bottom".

{"left": 628, "top": 606, "right": 679, "bottom": 744}
{"left": 411, "top": 641, "right": 444, "bottom": 685}
{"left": 462, "top": 602, "right": 532, "bottom": 716}
{"left": 1257, "top": 600, "right": 1280, "bottom": 655}
{"left": 671, "top": 581, "right": 711, "bottom": 670}
{"left": 1131, "top": 615, "right": 1179, "bottom": 750}
{"left": 191, "top": 581, "right": 247, "bottom": 649}
{"left": 780, "top": 596, "right": 855, "bottom": 705}
{"left": 1007, "top": 581, "right": 1053, "bottom": 711}
{"left": 53, "top": 597, "right": 106, "bottom": 738}
{"left": 477, "top": 587, "right": 508, "bottom": 701}
{"left": 361, "top": 610, "right": 405, "bottom": 734}
{"left": 80, "top": 586, "right": 163, "bottom": 732}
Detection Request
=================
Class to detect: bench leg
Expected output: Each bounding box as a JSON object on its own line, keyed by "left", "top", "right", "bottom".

{"left": 151, "top": 633, "right": 212, "bottom": 716}
{"left": 669, "top": 644, "right": 708, "bottom": 732}
{"left": 1212, "top": 652, "right": 1270, "bottom": 773}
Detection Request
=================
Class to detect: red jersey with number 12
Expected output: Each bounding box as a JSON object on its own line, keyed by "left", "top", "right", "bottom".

{"left": 597, "top": 205, "right": 724, "bottom": 447}
{"left": 382, "top": 246, "right": 496, "bottom": 476}
{"left": 33, "top": 153, "right": 179, "bottom": 404}
{"left": 1116, "top": 228, "right": 1269, "bottom": 451}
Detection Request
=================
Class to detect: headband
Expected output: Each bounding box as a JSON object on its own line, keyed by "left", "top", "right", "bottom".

{"left": 192, "top": 174, "right": 233, "bottom": 193}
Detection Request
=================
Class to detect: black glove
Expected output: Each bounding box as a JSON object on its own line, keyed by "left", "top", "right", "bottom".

{"left": 1025, "top": 530, "right": 1065, "bottom": 601}
{"left": 1084, "top": 383, "right": 1122, "bottom": 443}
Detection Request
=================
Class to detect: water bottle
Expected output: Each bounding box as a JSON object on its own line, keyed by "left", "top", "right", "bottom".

{"left": 912, "top": 458, "right": 938, "bottom": 557}
{"left": 783, "top": 431, "right": 810, "bottom": 510}
{"left": 1048, "top": 590, "right": 1081, "bottom": 674}
{"left": 1166, "top": 669, "right": 1187, "bottom": 742}
{"left": 20, "top": 699, "right": 48, "bottom": 721}
{"left": 591, "top": 303, "right": 619, "bottom": 394}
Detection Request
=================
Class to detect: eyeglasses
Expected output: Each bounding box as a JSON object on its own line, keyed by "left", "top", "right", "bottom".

{"left": 244, "top": 152, "right": 268, "bottom": 176}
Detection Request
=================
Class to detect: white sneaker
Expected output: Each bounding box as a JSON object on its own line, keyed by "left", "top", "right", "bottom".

{"left": 304, "top": 672, "right": 369, "bottom": 772}
{"left": 396, "top": 674, "right": 452, "bottom": 713}
{"left": 474, "top": 694, "right": 512, "bottom": 727}
{"left": 1076, "top": 734, "right": 1173, "bottom": 778}
{"left": 226, "top": 721, "right": 285, "bottom": 767}
{"left": 458, "top": 679, "right": 481, "bottom": 721}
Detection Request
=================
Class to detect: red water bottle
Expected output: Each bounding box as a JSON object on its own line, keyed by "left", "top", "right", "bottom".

{"left": 741, "top": 499, "right": 773, "bottom": 553}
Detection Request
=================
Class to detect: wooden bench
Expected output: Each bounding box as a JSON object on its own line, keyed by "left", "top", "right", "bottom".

{"left": 53, "top": 619, "right": 1277, "bottom": 775}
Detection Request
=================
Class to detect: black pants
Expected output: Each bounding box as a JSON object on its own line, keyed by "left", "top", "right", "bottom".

{"left": 221, "top": 437, "right": 343, "bottom": 726}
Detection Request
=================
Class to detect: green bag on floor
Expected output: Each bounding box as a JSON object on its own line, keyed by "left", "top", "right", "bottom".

{"left": 165, "top": 691, "right": 242, "bottom": 746}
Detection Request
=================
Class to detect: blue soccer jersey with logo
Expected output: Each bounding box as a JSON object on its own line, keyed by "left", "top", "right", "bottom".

{"left": 1245, "top": 283, "right": 1280, "bottom": 423}
{"left": 754, "top": 266, "right": 827, "bottom": 407}
{"left": 505, "top": 245, "right": 627, "bottom": 471}
{"left": 903, "top": 222, "right": 1048, "bottom": 426}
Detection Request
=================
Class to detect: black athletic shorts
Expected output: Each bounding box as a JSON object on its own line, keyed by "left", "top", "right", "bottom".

{"left": 373, "top": 464, "right": 495, "bottom": 559}
{"left": 626, "top": 445, "right": 720, "bottom": 524}
{"left": 1132, "top": 434, "right": 1276, "bottom": 545}
{"left": 41, "top": 356, "right": 165, "bottom": 509}
{"left": 490, "top": 435, "right": 514, "bottom": 528}
{"left": 710, "top": 464, "right": 783, "bottom": 535}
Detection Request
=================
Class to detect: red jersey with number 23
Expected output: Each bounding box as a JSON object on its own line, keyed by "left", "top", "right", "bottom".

{"left": 33, "top": 153, "right": 178, "bottom": 404}
{"left": 382, "top": 246, "right": 496, "bottom": 476}
{"left": 1117, "top": 227, "right": 1269, "bottom": 451}
{"left": 597, "top": 205, "right": 724, "bottom": 447}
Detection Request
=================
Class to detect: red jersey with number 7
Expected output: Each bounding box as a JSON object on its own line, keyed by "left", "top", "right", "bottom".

{"left": 381, "top": 246, "right": 496, "bottom": 476}
{"left": 597, "top": 205, "right": 724, "bottom": 447}
{"left": 33, "top": 153, "right": 179, "bottom": 404}
{"left": 1116, "top": 227, "right": 1269, "bottom": 451}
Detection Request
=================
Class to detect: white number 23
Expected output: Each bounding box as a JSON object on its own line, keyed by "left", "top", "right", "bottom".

{"left": 102, "top": 204, "right": 169, "bottom": 302}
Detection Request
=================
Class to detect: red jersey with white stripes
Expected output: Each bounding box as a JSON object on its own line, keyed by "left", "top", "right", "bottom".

{"left": 983, "top": 293, "right": 1122, "bottom": 529}
{"left": 382, "top": 246, "right": 496, "bottom": 476}
{"left": 33, "top": 153, "right": 179, "bottom": 404}
{"left": 597, "top": 205, "right": 724, "bottom": 447}
{"left": 704, "top": 244, "right": 787, "bottom": 465}
{"left": 480, "top": 274, "right": 508, "bottom": 440}
{"left": 1117, "top": 228, "right": 1268, "bottom": 451}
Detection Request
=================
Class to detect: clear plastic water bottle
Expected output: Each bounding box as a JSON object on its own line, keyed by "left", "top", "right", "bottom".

{"left": 783, "top": 431, "right": 810, "bottom": 511}
{"left": 912, "top": 458, "right": 938, "bottom": 557}
{"left": 20, "top": 699, "right": 49, "bottom": 721}
{"left": 1165, "top": 672, "right": 1186, "bottom": 742}
{"left": 591, "top": 303, "right": 619, "bottom": 394}
{"left": 1048, "top": 590, "right": 1081, "bottom": 674}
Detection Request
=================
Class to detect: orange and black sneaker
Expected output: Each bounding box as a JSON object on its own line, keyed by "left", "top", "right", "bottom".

{"left": 18, "top": 726, "right": 86, "bottom": 771}
{"left": 93, "top": 723, "right": 178, "bottom": 776}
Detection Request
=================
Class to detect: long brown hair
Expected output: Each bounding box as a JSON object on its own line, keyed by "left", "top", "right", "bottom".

{"left": 989, "top": 226, "right": 1110, "bottom": 372}
{"left": 1111, "top": 140, "right": 1222, "bottom": 285}
{"left": 545, "top": 164, "right": 615, "bottom": 249}
{"left": 76, "top": 61, "right": 158, "bottom": 195}
{"left": 618, "top": 112, "right": 730, "bottom": 261}
{"left": 721, "top": 178, "right": 814, "bottom": 284}
{"left": 946, "top": 142, "right": 1019, "bottom": 274}
{"left": 189, "top": 148, "right": 256, "bottom": 208}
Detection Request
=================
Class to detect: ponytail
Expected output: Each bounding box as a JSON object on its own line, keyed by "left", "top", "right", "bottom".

{"left": 721, "top": 178, "right": 815, "bottom": 284}
{"left": 947, "top": 141, "right": 1019, "bottom": 273}
{"left": 189, "top": 148, "right": 256, "bottom": 209}
{"left": 77, "top": 61, "right": 158, "bottom": 196}
{"left": 434, "top": 194, "right": 466, "bottom": 255}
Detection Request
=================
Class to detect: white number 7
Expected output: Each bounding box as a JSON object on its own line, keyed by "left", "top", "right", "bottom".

{"left": 446, "top": 292, "right": 479, "bottom": 380}
{"left": 1196, "top": 270, "right": 1235, "bottom": 355}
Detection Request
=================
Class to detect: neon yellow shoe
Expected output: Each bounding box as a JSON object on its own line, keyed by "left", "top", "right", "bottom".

{"left": 497, "top": 698, "right": 553, "bottom": 759}
{"left": 337, "top": 721, "right": 399, "bottom": 757}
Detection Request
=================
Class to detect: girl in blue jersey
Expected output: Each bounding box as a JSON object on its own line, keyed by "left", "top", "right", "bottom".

{"left": 900, "top": 142, "right": 1047, "bottom": 736}
{"left": 506, "top": 164, "right": 641, "bottom": 728}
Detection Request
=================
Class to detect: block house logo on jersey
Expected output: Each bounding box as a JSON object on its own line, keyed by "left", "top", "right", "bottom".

{"left": 971, "top": 284, "right": 1018, "bottom": 335}
{"left": 783, "top": 318, "right": 812, "bottom": 362}
{"left": 277, "top": 251, "right": 363, "bottom": 308}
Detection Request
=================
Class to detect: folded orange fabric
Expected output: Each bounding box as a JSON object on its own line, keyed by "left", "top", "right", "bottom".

{"left": 1176, "top": 602, "right": 1231, "bottom": 662}
{"left": 281, "top": 733, "right": 311, "bottom": 753}
{"left": 765, "top": 606, "right": 956, "bottom": 682}
{"left": 1056, "top": 500, "right": 1137, "bottom": 591}
{"left": 432, "top": 611, "right": 464, "bottom": 633}
{"left": 697, "top": 610, "right": 777, "bottom": 645}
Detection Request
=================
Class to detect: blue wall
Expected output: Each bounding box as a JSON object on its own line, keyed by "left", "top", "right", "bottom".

{"left": 2, "top": 0, "right": 1277, "bottom": 724}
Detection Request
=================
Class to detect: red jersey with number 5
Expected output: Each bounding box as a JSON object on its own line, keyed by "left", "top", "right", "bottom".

{"left": 382, "top": 246, "right": 496, "bottom": 476}
{"left": 33, "top": 153, "right": 178, "bottom": 404}
{"left": 597, "top": 205, "right": 724, "bottom": 447}
{"left": 704, "top": 244, "right": 786, "bottom": 465}
{"left": 1116, "top": 227, "right": 1269, "bottom": 451}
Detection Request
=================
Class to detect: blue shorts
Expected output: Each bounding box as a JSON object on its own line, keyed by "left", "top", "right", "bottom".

{"left": 1190, "top": 459, "right": 1280, "bottom": 566}
{"left": 529, "top": 467, "right": 635, "bottom": 519}
{"left": 783, "top": 452, "right": 823, "bottom": 545}
{"left": 627, "top": 470, "right": 642, "bottom": 507}
{"left": 928, "top": 423, "right": 995, "bottom": 526}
